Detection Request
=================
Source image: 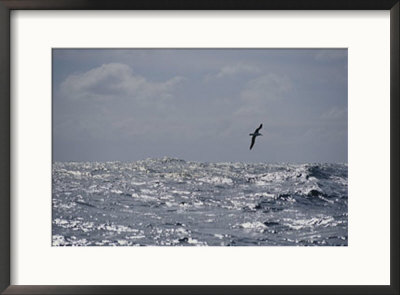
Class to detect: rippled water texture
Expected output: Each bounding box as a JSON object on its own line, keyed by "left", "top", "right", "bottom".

{"left": 52, "top": 158, "right": 348, "bottom": 246}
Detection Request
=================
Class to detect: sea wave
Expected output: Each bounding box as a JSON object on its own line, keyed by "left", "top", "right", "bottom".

{"left": 52, "top": 158, "right": 348, "bottom": 246}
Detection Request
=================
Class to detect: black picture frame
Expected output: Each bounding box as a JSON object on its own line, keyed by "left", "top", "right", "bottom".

{"left": 0, "top": 1, "right": 399, "bottom": 294}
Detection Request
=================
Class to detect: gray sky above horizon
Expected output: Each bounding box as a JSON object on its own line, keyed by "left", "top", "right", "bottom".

{"left": 53, "top": 49, "right": 347, "bottom": 163}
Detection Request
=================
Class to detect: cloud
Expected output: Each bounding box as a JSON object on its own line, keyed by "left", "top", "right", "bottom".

{"left": 204, "top": 63, "right": 260, "bottom": 82}
{"left": 232, "top": 73, "right": 292, "bottom": 120}
{"left": 60, "top": 63, "right": 184, "bottom": 101}
{"left": 55, "top": 63, "right": 186, "bottom": 141}
{"left": 240, "top": 73, "right": 291, "bottom": 102}
{"left": 215, "top": 63, "right": 260, "bottom": 78}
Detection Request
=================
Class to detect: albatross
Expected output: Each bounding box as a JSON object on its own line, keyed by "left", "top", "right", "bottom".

{"left": 249, "top": 123, "right": 263, "bottom": 150}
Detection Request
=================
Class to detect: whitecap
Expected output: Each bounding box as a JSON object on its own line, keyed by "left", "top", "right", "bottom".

{"left": 236, "top": 221, "right": 266, "bottom": 230}
{"left": 199, "top": 176, "right": 233, "bottom": 185}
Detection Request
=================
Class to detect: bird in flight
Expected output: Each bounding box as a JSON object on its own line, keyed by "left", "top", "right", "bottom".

{"left": 249, "top": 123, "right": 263, "bottom": 150}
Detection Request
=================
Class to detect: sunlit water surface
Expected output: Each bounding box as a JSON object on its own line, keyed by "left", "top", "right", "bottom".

{"left": 52, "top": 158, "right": 348, "bottom": 246}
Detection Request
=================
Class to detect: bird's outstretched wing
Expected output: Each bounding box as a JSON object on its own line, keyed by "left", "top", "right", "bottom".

{"left": 250, "top": 136, "right": 256, "bottom": 150}
{"left": 255, "top": 124, "right": 263, "bottom": 133}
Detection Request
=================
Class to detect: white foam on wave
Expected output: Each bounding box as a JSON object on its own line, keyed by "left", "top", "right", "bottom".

{"left": 165, "top": 201, "right": 179, "bottom": 207}
{"left": 140, "top": 188, "right": 157, "bottom": 194}
{"left": 92, "top": 173, "right": 112, "bottom": 179}
{"left": 170, "top": 189, "right": 191, "bottom": 195}
{"left": 54, "top": 218, "right": 139, "bottom": 234}
{"left": 236, "top": 221, "right": 266, "bottom": 231}
{"left": 245, "top": 192, "right": 274, "bottom": 198}
{"left": 127, "top": 235, "right": 146, "bottom": 240}
{"left": 187, "top": 238, "right": 207, "bottom": 246}
{"left": 117, "top": 240, "right": 129, "bottom": 245}
{"left": 52, "top": 234, "right": 88, "bottom": 246}
{"left": 284, "top": 216, "right": 336, "bottom": 230}
{"left": 199, "top": 176, "right": 233, "bottom": 185}
{"left": 53, "top": 200, "right": 76, "bottom": 210}
{"left": 66, "top": 170, "right": 90, "bottom": 178}
{"left": 52, "top": 234, "right": 66, "bottom": 246}
{"left": 131, "top": 193, "right": 158, "bottom": 202}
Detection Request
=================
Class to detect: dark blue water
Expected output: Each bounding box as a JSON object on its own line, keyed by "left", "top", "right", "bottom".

{"left": 52, "top": 158, "right": 348, "bottom": 246}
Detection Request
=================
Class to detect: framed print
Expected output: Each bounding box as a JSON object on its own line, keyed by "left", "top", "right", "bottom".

{"left": 1, "top": 1, "right": 399, "bottom": 294}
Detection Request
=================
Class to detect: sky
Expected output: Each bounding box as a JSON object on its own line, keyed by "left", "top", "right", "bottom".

{"left": 52, "top": 49, "right": 347, "bottom": 163}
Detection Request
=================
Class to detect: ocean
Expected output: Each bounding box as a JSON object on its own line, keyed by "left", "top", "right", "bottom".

{"left": 52, "top": 158, "right": 348, "bottom": 246}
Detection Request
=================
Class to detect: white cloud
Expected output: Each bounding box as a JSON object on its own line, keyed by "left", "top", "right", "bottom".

{"left": 60, "top": 63, "right": 184, "bottom": 101}
{"left": 216, "top": 63, "right": 260, "bottom": 78}
{"left": 204, "top": 63, "right": 260, "bottom": 81}
{"left": 240, "top": 73, "right": 291, "bottom": 103}
{"left": 56, "top": 63, "right": 185, "bottom": 141}
{"left": 232, "top": 73, "right": 292, "bottom": 121}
